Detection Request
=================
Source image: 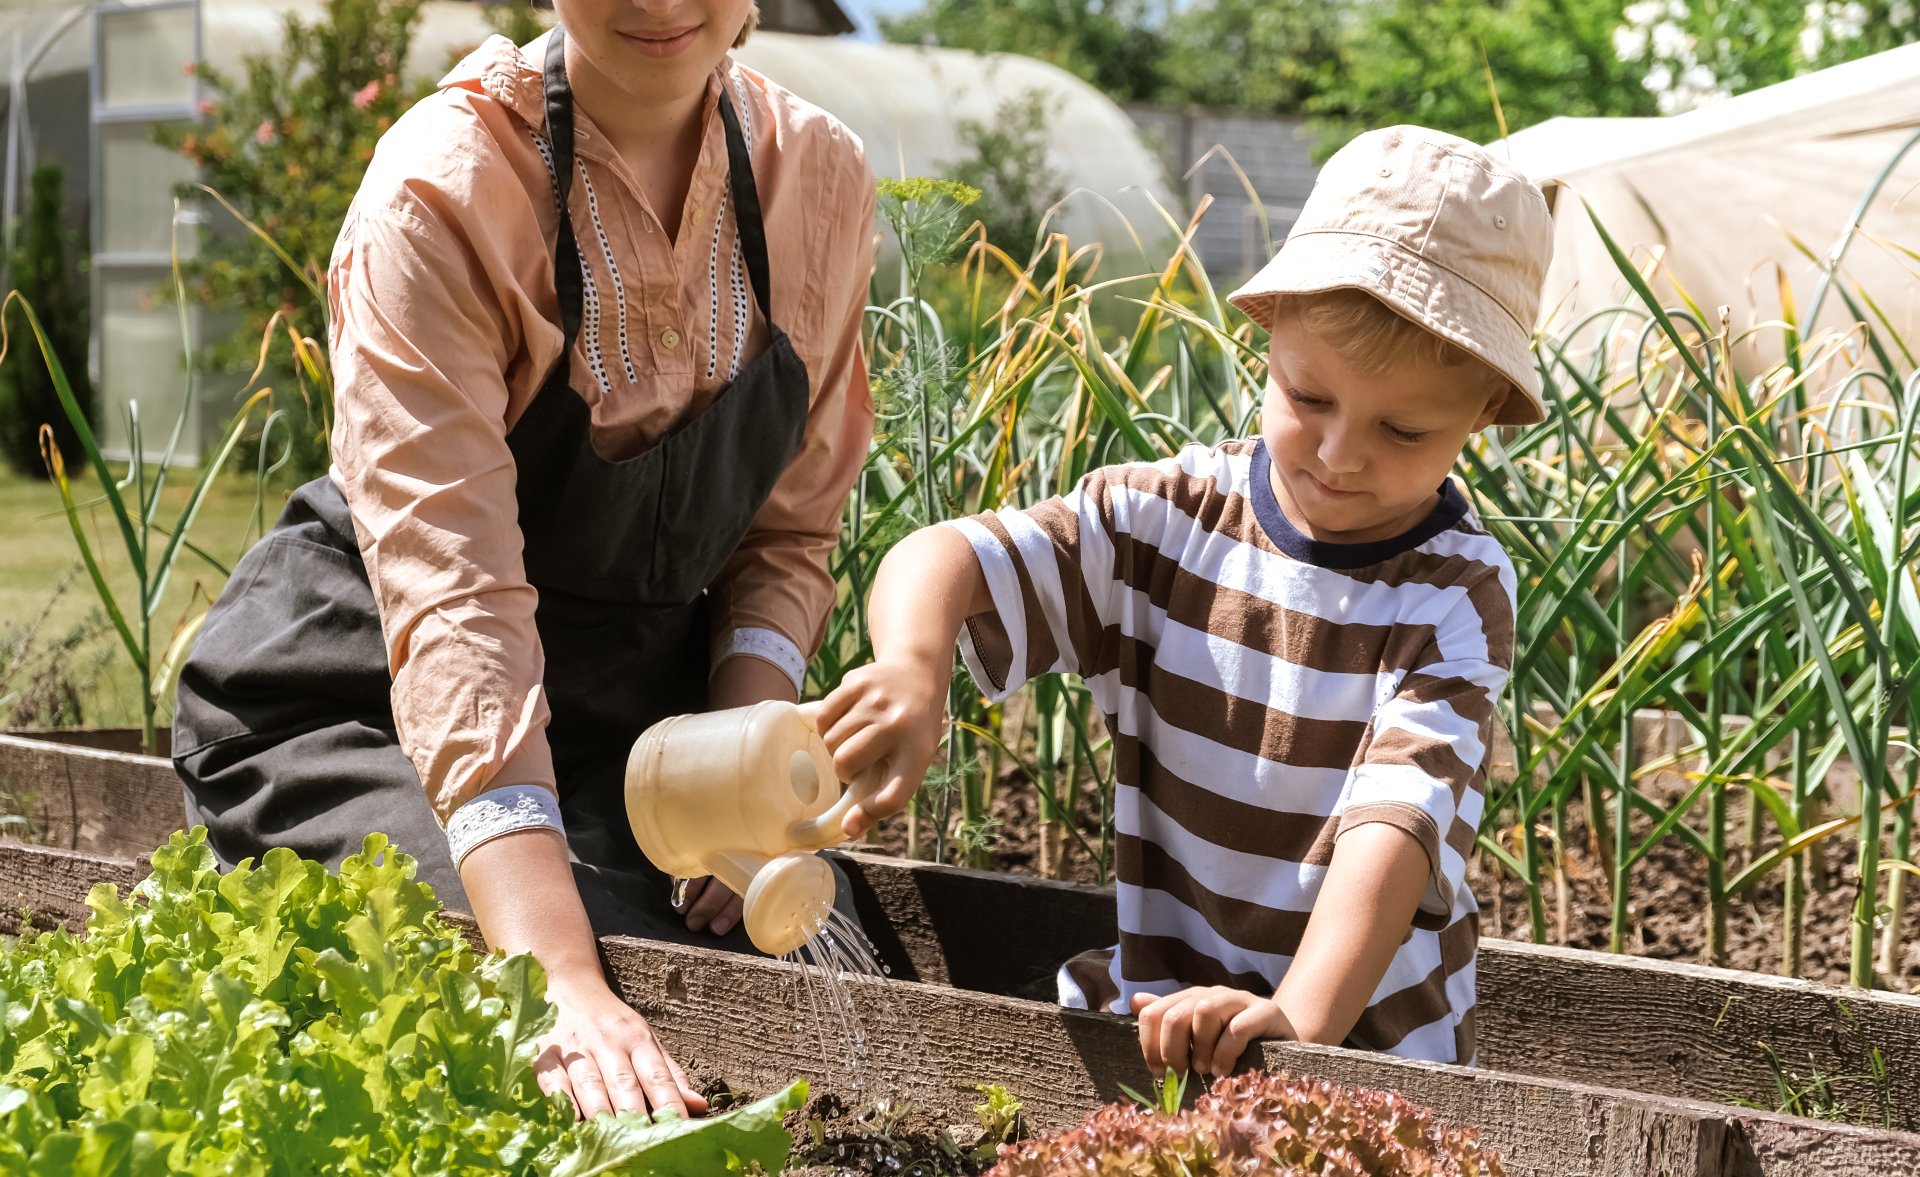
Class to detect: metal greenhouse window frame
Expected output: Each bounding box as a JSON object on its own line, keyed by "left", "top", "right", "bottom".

{"left": 90, "top": 0, "right": 203, "bottom": 463}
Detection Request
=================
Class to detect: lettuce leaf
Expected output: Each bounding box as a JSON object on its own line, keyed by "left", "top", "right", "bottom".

{"left": 0, "top": 829, "right": 801, "bottom": 1175}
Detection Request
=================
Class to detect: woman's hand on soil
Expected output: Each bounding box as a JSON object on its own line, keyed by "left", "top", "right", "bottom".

{"left": 536, "top": 976, "right": 708, "bottom": 1121}
{"left": 1131, "top": 987, "right": 1296, "bottom": 1079}
{"left": 817, "top": 658, "right": 948, "bottom": 837}
{"left": 674, "top": 875, "right": 743, "bottom": 937}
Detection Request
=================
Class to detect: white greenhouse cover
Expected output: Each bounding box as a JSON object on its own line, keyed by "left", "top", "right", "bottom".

{"left": 1495, "top": 42, "right": 1920, "bottom": 348}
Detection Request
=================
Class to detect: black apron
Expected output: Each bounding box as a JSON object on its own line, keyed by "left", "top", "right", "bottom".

{"left": 172, "top": 29, "right": 838, "bottom": 949}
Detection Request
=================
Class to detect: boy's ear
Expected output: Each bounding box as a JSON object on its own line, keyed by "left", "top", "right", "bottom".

{"left": 1473, "top": 381, "right": 1511, "bottom": 432}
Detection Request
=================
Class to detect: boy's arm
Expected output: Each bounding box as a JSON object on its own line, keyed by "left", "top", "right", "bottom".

{"left": 817, "top": 523, "right": 993, "bottom": 836}
{"left": 822, "top": 467, "right": 1121, "bottom": 834}
{"left": 1131, "top": 824, "right": 1429, "bottom": 1077}
{"left": 1272, "top": 823, "right": 1432, "bottom": 1044}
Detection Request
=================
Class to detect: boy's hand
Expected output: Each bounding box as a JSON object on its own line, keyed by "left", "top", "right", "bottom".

{"left": 817, "top": 657, "right": 948, "bottom": 838}
{"left": 1131, "top": 988, "right": 1296, "bottom": 1079}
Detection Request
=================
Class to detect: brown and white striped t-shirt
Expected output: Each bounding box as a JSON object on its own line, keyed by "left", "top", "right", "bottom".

{"left": 949, "top": 438, "right": 1514, "bottom": 1066}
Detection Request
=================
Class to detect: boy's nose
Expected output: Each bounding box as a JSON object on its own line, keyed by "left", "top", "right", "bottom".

{"left": 1317, "top": 425, "right": 1367, "bottom": 475}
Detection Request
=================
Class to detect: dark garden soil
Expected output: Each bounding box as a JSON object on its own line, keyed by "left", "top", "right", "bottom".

{"left": 863, "top": 763, "right": 1920, "bottom": 997}
{"left": 702, "top": 1086, "right": 1005, "bottom": 1177}
{"left": 1467, "top": 801, "right": 1920, "bottom": 994}
{"left": 783, "top": 1090, "right": 1004, "bottom": 1177}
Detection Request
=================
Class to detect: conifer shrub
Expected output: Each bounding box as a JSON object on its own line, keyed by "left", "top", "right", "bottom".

{"left": 0, "top": 164, "right": 90, "bottom": 476}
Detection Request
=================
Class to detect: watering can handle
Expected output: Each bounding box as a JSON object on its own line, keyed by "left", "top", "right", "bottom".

{"left": 790, "top": 701, "right": 884, "bottom": 847}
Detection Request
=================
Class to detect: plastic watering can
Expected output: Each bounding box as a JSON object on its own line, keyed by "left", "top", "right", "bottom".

{"left": 624, "top": 700, "right": 878, "bottom": 956}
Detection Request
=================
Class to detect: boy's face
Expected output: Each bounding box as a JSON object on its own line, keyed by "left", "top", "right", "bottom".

{"left": 1261, "top": 316, "right": 1506, "bottom": 545}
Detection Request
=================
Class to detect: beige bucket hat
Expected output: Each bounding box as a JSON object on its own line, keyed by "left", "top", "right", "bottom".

{"left": 1227, "top": 125, "right": 1554, "bottom": 426}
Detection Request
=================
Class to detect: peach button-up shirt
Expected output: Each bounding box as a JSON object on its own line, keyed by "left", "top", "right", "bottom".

{"left": 327, "top": 33, "right": 876, "bottom": 824}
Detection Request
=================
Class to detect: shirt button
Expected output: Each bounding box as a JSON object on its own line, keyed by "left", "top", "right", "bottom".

{"left": 661, "top": 328, "right": 681, "bottom": 349}
{"left": 689, "top": 204, "right": 703, "bottom": 225}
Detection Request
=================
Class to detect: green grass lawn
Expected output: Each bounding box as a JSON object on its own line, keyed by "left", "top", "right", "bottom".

{"left": 0, "top": 462, "right": 279, "bottom": 732}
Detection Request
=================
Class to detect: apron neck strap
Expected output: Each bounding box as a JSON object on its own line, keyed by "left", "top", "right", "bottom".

{"left": 716, "top": 83, "right": 774, "bottom": 324}
{"left": 543, "top": 27, "right": 585, "bottom": 366}
{"left": 541, "top": 26, "right": 779, "bottom": 372}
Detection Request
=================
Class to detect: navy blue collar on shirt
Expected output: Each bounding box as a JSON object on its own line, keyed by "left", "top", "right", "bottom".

{"left": 1249, "top": 439, "right": 1467, "bottom": 570}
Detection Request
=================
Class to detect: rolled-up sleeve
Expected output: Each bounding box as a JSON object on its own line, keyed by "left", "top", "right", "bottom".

{"left": 706, "top": 147, "right": 877, "bottom": 692}
{"left": 327, "top": 195, "right": 559, "bottom": 827}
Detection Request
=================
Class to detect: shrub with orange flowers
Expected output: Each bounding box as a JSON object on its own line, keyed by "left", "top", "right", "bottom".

{"left": 987, "top": 1070, "right": 1506, "bottom": 1177}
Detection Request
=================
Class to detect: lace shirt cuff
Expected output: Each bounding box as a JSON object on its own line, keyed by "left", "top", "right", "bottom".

{"left": 446, "top": 784, "right": 566, "bottom": 868}
{"left": 712, "top": 626, "right": 807, "bottom": 694}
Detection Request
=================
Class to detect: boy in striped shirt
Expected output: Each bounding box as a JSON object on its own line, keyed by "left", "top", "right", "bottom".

{"left": 819, "top": 126, "right": 1553, "bottom": 1074}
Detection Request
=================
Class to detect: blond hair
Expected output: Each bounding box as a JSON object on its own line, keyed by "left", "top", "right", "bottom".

{"left": 1275, "top": 289, "right": 1502, "bottom": 388}
{"left": 734, "top": 2, "right": 760, "bottom": 46}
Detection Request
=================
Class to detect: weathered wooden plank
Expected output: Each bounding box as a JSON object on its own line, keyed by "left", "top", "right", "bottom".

{"left": 1476, "top": 939, "right": 1920, "bottom": 1133}
{"left": 0, "top": 842, "right": 144, "bottom": 934}
{"left": 2, "top": 728, "right": 173, "bottom": 757}
{"left": 0, "top": 734, "right": 183, "bottom": 858}
{"left": 831, "top": 849, "right": 1111, "bottom": 996}
{"left": 4, "top": 840, "right": 1917, "bottom": 1176}
{"left": 832, "top": 851, "right": 1920, "bottom": 1134}
{"left": 579, "top": 925, "right": 1920, "bottom": 1177}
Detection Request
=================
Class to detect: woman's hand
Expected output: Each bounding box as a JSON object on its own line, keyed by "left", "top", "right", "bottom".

{"left": 537, "top": 973, "right": 709, "bottom": 1120}
{"left": 459, "top": 828, "right": 706, "bottom": 1120}
{"left": 673, "top": 875, "right": 743, "bottom": 937}
{"left": 1130, "top": 987, "right": 1296, "bottom": 1079}
{"left": 817, "top": 656, "right": 949, "bottom": 837}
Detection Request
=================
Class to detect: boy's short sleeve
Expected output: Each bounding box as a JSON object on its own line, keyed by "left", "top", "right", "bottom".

{"left": 1337, "top": 567, "right": 1514, "bottom": 916}
{"left": 947, "top": 471, "right": 1119, "bottom": 702}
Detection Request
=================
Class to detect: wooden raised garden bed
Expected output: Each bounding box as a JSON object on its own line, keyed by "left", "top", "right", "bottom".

{"left": 4, "top": 728, "right": 1920, "bottom": 1175}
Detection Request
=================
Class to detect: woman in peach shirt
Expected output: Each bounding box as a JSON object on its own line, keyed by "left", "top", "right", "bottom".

{"left": 171, "top": 0, "right": 875, "bottom": 1120}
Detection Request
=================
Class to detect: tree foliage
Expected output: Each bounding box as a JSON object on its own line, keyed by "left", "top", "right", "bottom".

{"left": 154, "top": 0, "right": 546, "bottom": 478}
{"left": 884, "top": 0, "right": 1172, "bottom": 105}
{"left": 940, "top": 90, "right": 1069, "bottom": 256}
{"left": 887, "top": 0, "right": 1920, "bottom": 153}
{"left": 153, "top": 0, "right": 428, "bottom": 476}
{"left": 1308, "top": 0, "right": 1657, "bottom": 149}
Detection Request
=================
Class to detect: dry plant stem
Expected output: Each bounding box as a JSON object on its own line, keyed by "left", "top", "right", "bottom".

{"left": 1878, "top": 759, "right": 1916, "bottom": 979}
{"left": 1785, "top": 729, "right": 1810, "bottom": 978}
{"left": 1555, "top": 858, "right": 1570, "bottom": 947}
{"left": 1704, "top": 371, "right": 1728, "bottom": 970}
{"left": 1552, "top": 795, "right": 1570, "bottom": 945}
{"left": 1810, "top": 790, "right": 1832, "bottom": 894}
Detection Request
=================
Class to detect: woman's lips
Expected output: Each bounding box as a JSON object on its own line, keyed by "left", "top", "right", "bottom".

{"left": 619, "top": 26, "right": 702, "bottom": 57}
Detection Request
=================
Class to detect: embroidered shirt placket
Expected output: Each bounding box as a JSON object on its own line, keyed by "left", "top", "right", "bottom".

{"left": 576, "top": 159, "right": 639, "bottom": 385}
